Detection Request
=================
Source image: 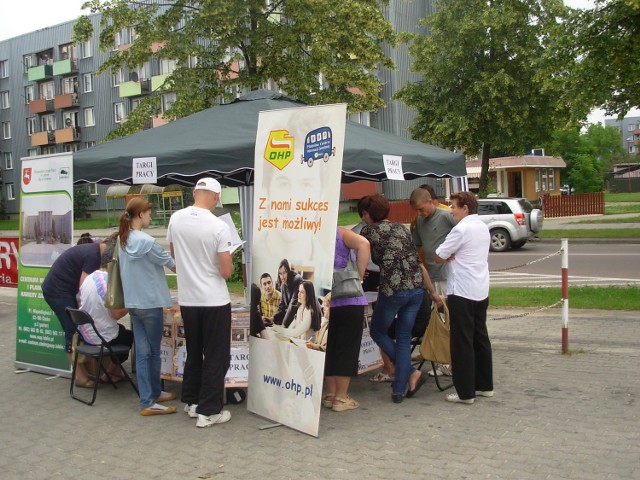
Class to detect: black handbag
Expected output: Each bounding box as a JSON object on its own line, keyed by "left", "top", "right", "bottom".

{"left": 332, "top": 253, "right": 364, "bottom": 299}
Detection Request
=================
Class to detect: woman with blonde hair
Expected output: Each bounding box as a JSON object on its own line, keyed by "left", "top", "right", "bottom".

{"left": 118, "top": 197, "right": 177, "bottom": 416}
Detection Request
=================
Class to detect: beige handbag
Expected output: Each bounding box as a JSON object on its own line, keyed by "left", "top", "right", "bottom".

{"left": 419, "top": 299, "right": 451, "bottom": 365}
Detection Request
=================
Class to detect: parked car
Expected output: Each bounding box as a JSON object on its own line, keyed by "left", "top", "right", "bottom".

{"left": 477, "top": 198, "right": 543, "bottom": 252}
{"left": 560, "top": 185, "right": 574, "bottom": 195}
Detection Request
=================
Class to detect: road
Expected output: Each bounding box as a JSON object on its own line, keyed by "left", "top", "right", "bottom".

{"left": 489, "top": 241, "right": 640, "bottom": 287}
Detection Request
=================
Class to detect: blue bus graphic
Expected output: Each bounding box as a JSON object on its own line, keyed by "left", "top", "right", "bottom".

{"left": 300, "top": 127, "right": 335, "bottom": 167}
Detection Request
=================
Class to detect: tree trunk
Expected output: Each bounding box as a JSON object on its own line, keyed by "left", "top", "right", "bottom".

{"left": 479, "top": 142, "right": 491, "bottom": 197}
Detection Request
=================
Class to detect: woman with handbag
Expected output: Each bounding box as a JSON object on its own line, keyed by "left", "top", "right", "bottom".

{"left": 360, "top": 194, "right": 441, "bottom": 403}
{"left": 322, "top": 227, "right": 370, "bottom": 412}
{"left": 118, "top": 197, "right": 177, "bottom": 416}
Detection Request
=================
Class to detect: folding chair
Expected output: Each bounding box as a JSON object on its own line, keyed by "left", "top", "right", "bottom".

{"left": 411, "top": 337, "right": 453, "bottom": 392}
{"left": 66, "top": 307, "right": 138, "bottom": 406}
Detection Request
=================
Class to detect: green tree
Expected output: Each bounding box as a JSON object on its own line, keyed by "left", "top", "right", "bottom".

{"left": 396, "top": 0, "right": 574, "bottom": 195}
{"left": 584, "top": 124, "right": 626, "bottom": 174}
{"left": 562, "top": 0, "right": 640, "bottom": 119}
{"left": 74, "top": 0, "right": 395, "bottom": 138}
{"left": 568, "top": 154, "right": 604, "bottom": 193}
{"left": 74, "top": 185, "right": 96, "bottom": 220}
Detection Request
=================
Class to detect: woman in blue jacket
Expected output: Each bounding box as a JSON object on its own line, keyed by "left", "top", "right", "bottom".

{"left": 118, "top": 197, "right": 176, "bottom": 416}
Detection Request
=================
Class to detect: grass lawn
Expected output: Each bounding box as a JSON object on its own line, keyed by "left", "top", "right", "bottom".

{"left": 540, "top": 228, "right": 640, "bottom": 239}
{"left": 573, "top": 216, "right": 640, "bottom": 224}
{"left": 490, "top": 286, "right": 640, "bottom": 311}
{"left": 604, "top": 192, "right": 640, "bottom": 203}
{"left": 606, "top": 204, "right": 640, "bottom": 215}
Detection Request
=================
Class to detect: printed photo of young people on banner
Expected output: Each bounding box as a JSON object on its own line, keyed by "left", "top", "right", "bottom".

{"left": 248, "top": 103, "right": 347, "bottom": 437}
{"left": 16, "top": 153, "right": 74, "bottom": 375}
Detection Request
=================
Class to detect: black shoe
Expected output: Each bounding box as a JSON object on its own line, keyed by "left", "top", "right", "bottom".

{"left": 406, "top": 372, "right": 427, "bottom": 399}
{"left": 392, "top": 394, "right": 403, "bottom": 404}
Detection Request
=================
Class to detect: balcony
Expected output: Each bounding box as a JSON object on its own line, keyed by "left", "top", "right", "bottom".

{"left": 54, "top": 126, "right": 81, "bottom": 144}
{"left": 27, "top": 64, "right": 53, "bottom": 81}
{"left": 152, "top": 115, "right": 169, "bottom": 128}
{"left": 53, "top": 93, "right": 78, "bottom": 109}
{"left": 119, "top": 79, "right": 150, "bottom": 97}
{"left": 31, "top": 131, "right": 55, "bottom": 147}
{"left": 28, "top": 98, "right": 54, "bottom": 114}
{"left": 151, "top": 74, "right": 170, "bottom": 91}
{"left": 52, "top": 58, "right": 78, "bottom": 76}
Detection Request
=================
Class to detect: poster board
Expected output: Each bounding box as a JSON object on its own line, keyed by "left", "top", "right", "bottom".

{"left": 15, "top": 153, "right": 74, "bottom": 375}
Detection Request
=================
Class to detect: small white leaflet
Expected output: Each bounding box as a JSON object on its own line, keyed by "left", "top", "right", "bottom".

{"left": 218, "top": 213, "right": 245, "bottom": 253}
{"left": 383, "top": 154, "right": 404, "bottom": 180}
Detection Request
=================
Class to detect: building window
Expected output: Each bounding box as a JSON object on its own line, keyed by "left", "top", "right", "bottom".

{"left": 62, "top": 76, "right": 78, "bottom": 95}
{"left": 541, "top": 169, "right": 548, "bottom": 191}
{"left": 36, "top": 49, "right": 53, "bottom": 66}
{"left": 0, "top": 60, "right": 8, "bottom": 78}
{"left": 535, "top": 168, "right": 541, "bottom": 192}
{"left": 26, "top": 117, "right": 37, "bottom": 136}
{"left": 62, "top": 144, "right": 79, "bottom": 153}
{"left": 83, "top": 73, "right": 93, "bottom": 93}
{"left": 114, "top": 102, "right": 125, "bottom": 123}
{"left": 80, "top": 40, "right": 92, "bottom": 58}
{"left": 187, "top": 55, "right": 198, "bottom": 68}
{"left": 23, "top": 54, "right": 33, "bottom": 73}
{"left": 39, "top": 81, "right": 55, "bottom": 100}
{"left": 548, "top": 168, "right": 555, "bottom": 190}
{"left": 84, "top": 141, "right": 96, "bottom": 149}
{"left": 89, "top": 183, "right": 99, "bottom": 195}
{"left": 128, "top": 27, "right": 138, "bottom": 43}
{"left": 59, "top": 43, "right": 75, "bottom": 61}
{"left": 0, "top": 91, "right": 9, "bottom": 109}
{"left": 63, "top": 111, "right": 79, "bottom": 129}
{"left": 111, "top": 68, "right": 125, "bottom": 87}
{"left": 7, "top": 183, "right": 15, "bottom": 201}
{"left": 25, "top": 85, "right": 35, "bottom": 104}
{"left": 41, "top": 146, "right": 56, "bottom": 155}
{"left": 84, "top": 107, "right": 95, "bottom": 127}
{"left": 161, "top": 92, "right": 176, "bottom": 112}
{"left": 3, "top": 152, "right": 12, "bottom": 170}
{"left": 113, "top": 30, "right": 122, "bottom": 50}
{"left": 41, "top": 114, "right": 56, "bottom": 132}
{"left": 630, "top": 145, "right": 637, "bottom": 154}
{"left": 628, "top": 124, "right": 635, "bottom": 132}
{"left": 1, "top": 122, "right": 10, "bottom": 139}
{"left": 27, "top": 148, "right": 38, "bottom": 157}
{"left": 159, "top": 58, "right": 177, "bottom": 75}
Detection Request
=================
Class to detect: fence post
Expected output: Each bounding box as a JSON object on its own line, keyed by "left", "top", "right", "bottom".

{"left": 561, "top": 238, "right": 569, "bottom": 353}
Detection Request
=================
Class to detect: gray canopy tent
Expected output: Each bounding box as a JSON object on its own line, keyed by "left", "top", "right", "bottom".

{"left": 73, "top": 89, "right": 466, "bottom": 284}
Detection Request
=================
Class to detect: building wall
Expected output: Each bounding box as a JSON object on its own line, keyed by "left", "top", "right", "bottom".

{"left": 604, "top": 116, "right": 640, "bottom": 155}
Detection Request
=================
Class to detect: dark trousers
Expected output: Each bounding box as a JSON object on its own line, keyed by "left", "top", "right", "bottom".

{"left": 448, "top": 295, "right": 492, "bottom": 400}
{"left": 180, "top": 304, "right": 231, "bottom": 416}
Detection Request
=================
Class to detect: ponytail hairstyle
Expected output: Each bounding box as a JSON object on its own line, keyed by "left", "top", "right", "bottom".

{"left": 119, "top": 197, "right": 153, "bottom": 248}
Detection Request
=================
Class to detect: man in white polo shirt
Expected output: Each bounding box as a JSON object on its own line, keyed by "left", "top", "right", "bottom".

{"left": 167, "top": 177, "right": 234, "bottom": 428}
{"left": 435, "top": 191, "right": 493, "bottom": 405}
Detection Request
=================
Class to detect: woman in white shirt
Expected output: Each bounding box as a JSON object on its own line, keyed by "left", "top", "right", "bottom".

{"left": 272, "top": 281, "right": 321, "bottom": 341}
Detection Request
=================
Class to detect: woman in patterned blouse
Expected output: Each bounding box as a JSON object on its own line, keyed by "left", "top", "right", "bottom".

{"left": 360, "top": 194, "right": 441, "bottom": 403}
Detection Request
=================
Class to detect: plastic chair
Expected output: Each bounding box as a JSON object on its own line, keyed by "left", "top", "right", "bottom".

{"left": 66, "top": 307, "right": 138, "bottom": 406}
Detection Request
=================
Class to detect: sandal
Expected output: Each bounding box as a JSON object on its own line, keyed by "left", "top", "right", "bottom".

{"left": 369, "top": 372, "right": 394, "bottom": 383}
{"left": 75, "top": 378, "right": 96, "bottom": 389}
{"left": 322, "top": 394, "right": 335, "bottom": 408}
{"left": 332, "top": 396, "right": 359, "bottom": 412}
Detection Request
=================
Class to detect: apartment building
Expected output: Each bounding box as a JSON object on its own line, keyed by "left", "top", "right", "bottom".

{"left": 604, "top": 116, "right": 640, "bottom": 155}
{"left": 0, "top": 1, "right": 443, "bottom": 214}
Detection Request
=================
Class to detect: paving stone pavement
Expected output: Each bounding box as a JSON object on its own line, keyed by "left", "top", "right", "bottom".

{"left": 0, "top": 286, "right": 638, "bottom": 479}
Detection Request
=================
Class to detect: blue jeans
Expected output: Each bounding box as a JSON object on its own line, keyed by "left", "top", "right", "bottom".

{"left": 129, "top": 308, "right": 164, "bottom": 409}
{"left": 371, "top": 288, "right": 424, "bottom": 396}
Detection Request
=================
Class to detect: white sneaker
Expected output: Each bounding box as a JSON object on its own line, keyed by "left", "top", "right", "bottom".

{"left": 475, "top": 390, "right": 494, "bottom": 397}
{"left": 184, "top": 403, "right": 198, "bottom": 418}
{"left": 445, "top": 392, "right": 475, "bottom": 404}
{"left": 427, "top": 367, "right": 443, "bottom": 377}
{"left": 196, "top": 410, "right": 231, "bottom": 428}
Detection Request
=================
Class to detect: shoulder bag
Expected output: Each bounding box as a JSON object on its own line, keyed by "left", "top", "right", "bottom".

{"left": 332, "top": 253, "right": 364, "bottom": 299}
{"left": 104, "top": 238, "right": 125, "bottom": 310}
{"left": 419, "top": 299, "right": 451, "bottom": 365}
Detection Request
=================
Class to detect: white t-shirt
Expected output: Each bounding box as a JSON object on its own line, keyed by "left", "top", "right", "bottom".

{"left": 78, "top": 270, "right": 120, "bottom": 344}
{"left": 435, "top": 214, "right": 490, "bottom": 301}
{"left": 167, "top": 205, "right": 232, "bottom": 306}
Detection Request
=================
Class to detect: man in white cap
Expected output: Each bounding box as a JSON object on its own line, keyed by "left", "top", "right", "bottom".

{"left": 167, "top": 177, "right": 234, "bottom": 428}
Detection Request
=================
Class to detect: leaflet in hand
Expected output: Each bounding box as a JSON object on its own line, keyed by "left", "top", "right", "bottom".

{"left": 218, "top": 213, "right": 246, "bottom": 254}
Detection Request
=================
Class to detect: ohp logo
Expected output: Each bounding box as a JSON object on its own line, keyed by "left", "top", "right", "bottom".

{"left": 23, "top": 167, "right": 32, "bottom": 185}
{"left": 264, "top": 130, "right": 295, "bottom": 170}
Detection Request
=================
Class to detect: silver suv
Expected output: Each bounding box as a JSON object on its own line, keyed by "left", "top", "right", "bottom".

{"left": 477, "top": 198, "right": 543, "bottom": 252}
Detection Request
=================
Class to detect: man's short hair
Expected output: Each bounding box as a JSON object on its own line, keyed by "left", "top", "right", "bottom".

{"left": 260, "top": 272, "right": 272, "bottom": 283}
{"left": 409, "top": 187, "right": 432, "bottom": 207}
{"left": 450, "top": 191, "right": 478, "bottom": 215}
{"left": 419, "top": 184, "right": 439, "bottom": 201}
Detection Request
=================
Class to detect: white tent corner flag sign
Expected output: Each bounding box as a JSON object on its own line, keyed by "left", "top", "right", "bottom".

{"left": 383, "top": 154, "right": 404, "bottom": 180}
{"left": 132, "top": 157, "right": 157, "bottom": 184}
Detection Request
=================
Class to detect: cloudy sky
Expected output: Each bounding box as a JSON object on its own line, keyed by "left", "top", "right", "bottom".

{"left": 3, "top": 0, "right": 633, "bottom": 124}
